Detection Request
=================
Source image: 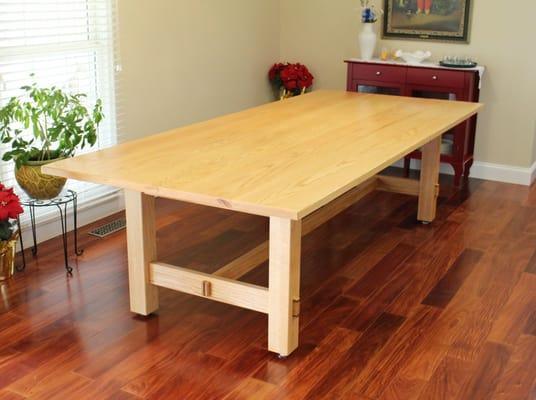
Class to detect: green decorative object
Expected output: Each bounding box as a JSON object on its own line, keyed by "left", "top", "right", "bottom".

{"left": 0, "top": 76, "right": 104, "bottom": 199}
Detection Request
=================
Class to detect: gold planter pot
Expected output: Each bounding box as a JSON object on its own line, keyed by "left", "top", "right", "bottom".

{"left": 279, "top": 87, "right": 307, "bottom": 101}
{"left": 0, "top": 232, "right": 18, "bottom": 281}
{"left": 15, "top": 158, "right": 67, "bottom": 200}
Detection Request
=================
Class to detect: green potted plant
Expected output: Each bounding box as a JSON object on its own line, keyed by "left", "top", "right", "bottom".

{"left": 0, "top": 78, "right": 103, "bottom": 199}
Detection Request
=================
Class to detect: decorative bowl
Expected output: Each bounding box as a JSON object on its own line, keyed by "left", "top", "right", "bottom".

{"left": 395, "top": 50, "right": 432, "bottom": 65}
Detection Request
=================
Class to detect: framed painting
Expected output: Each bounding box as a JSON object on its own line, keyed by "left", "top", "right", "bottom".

{"left": 383, "top": 0, "right": 472, "bottom": 42}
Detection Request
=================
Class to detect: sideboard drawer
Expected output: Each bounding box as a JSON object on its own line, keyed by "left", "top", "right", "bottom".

{"left": 407, "top": 68, "right": 465, "bottom": 89}
{"left": 352, "top": 64, "right": 407, "bottom": 83}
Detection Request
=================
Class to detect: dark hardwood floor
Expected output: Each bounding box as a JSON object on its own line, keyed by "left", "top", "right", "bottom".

{"left": 1, "top": 171, "right": 535, "bottom": 399}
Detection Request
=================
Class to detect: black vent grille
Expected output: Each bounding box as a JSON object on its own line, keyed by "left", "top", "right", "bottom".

{"left": 89, "top": 218, "right": 126, "bottom": 238}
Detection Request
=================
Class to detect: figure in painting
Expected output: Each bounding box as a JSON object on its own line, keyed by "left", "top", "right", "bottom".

{"left": 416, "top": 0, "right": 432, "bottom": 15}
{"left": 397, "top": 0, "right": 433, "bottom": 15}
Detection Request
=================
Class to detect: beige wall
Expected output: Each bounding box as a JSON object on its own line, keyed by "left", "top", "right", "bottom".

{"left": 280, "top": 0, "right": 536, "bottom": 168}
{"left": 117, "top": 0, "right": 280, "bottom": 141}
{"left": 116, "top": 1, "right": 535, "bottom": 168}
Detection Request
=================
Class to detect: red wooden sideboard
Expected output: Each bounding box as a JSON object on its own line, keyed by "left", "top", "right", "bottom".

{"left": 345, "top": 59, "right": 481, "bottom": 186}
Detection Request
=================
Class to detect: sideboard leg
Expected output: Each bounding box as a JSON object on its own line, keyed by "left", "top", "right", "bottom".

{"left": 463, "top": 159, "right": 474, "bottom": 181}
{"left": 453, "top": 163, "right": 464, "bottom": 187}
{"left": 403, "top": 157, "right": 411, "bottom": 177}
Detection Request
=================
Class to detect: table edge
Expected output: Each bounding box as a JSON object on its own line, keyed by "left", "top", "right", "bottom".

{"left": 43, "top": 101, "right": 483, "bottom": 221}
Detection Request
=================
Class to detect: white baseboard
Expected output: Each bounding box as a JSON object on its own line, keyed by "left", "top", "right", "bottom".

{"left": 393, "top": 159, "right": 536, "bottom": 186}
{"left": 18, "top": 189, "right": 125, "bottom": 251}
{"left": 532, "top": 162, "right": 536, "bottom": 185}
{"left": 470, "top": 161, "right": 536, "bottom": 186}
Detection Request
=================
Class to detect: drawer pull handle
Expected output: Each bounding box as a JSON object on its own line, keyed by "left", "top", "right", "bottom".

{"left": 432, "top": 75, "right": 438, "bottom": 80}
{"left": 376, "top": 71, "right": 382, "bottom": 76}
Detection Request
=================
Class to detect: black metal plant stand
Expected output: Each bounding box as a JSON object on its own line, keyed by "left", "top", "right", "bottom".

{"left": 15, "top": 217, "right": 26, "bottom": 272}
{"left": 19, "top": 190, "right": 83, "bottom": 275}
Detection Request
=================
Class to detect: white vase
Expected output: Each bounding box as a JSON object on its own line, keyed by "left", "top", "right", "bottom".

{"left": 359, "top": 23, "right": 377, "bottom": 61}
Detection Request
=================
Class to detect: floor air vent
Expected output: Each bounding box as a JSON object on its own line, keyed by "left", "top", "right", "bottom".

{"left": 89, "top": 218, "right": 127, "bottom": 238}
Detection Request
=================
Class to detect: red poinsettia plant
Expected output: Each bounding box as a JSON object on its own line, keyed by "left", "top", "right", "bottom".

{"left": 0, "top": 184, "right": 23, "bottom": 241}
{"left": 269, "top": 63, "right": 314, "bottom": 99}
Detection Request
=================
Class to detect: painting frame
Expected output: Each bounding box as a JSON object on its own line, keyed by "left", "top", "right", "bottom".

{"left": 382, "top": 0, "right": 472, "bottom": 43}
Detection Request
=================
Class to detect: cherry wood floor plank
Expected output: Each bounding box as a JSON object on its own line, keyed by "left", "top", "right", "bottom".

{"left": 491, "top": 335, "right": 536, "bottom": 400}
{"left": 488, "top": 273, "right": 536, "bottom": 345}
{"left": 500, "top": 206, "right": 536, "bottom": 238}
{"left": 78, "top": 304, "right": 223, "bottom": 384}
{"left": 0, "top": 361, "right": 32, "bottom": 392}
{"left": 340, "top": 228, "right": 408, "bottom": 282}
{"left": 417, "top": 356, "right": 472, "bottom": 400}
{"left": 422, "top": 249, "right": 483, "bottom": 309}
{"left": 103, "top": 390, "right": 142, "bottom": 400}
{"left": 393, "top": 247, "right": 504, "bottom": 385}
{"left": 525, "top": 310, "right": 536, "bottom": 337}
{"left": 252, "top": 343, "right": 317, "bottom": 386}
{"left": 195, "top": 346, "right": 271, "bottom": 399}
{"left": 205, "top": 311, "right": 267, "bottom": 361}
{"left": 25, "top": 371, "right": 92, "bottom": 400}
{"left": 0, "top": 350, "right": 20, "bottom": 370}
{"left": 351, "top": 306, "right": 441, "bottom": 399}
{"left": 298, "top": 275, "right": 354, "bottom": 328}
{"left": 342, "top": 246, "right": 431, "bottom": 333}
{"left": 123, "top": 351, "right": 227, "bottom": 400}
{"left": 525, "top": 248, "right": 536, "bottom": 274}
{"left": 457, "top": 341, "right": 511, "bottom": 400}
{"left": 448, "top": 234, "right": 536, "bottom": 362}
{"left": 346, "top": 243, "right": 415, "bottom": 299}
{"left": 271, "top": 327, "right": 361, "bottom": 400}
{"left": 306, "top": 312, "right": 405, "bottom": 399}
{"left": 378, "top": 375, "right": 427, "bottom": 400}
{"left": 0, "top": 390, "right": 25, "bottom": 400}
{"left": 6, "top": 312, "right": 139, "bottom": 397}
{"left": 222, "top": 377, "right": 276, "bottom": 400}
{"left": 301, "top": 296, "right": 361, "bottom": 346}
{"left": 387, "top": 221, "right": 466, "bottom": 316}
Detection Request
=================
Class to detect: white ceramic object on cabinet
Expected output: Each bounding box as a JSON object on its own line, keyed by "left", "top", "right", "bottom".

{"left": 395, "top": 50, "right": 432, "bottom": 65}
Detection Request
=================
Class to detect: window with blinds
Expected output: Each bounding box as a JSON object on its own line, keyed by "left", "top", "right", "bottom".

{"left": 0, "top": 0, "right": 119, "bottom": 222}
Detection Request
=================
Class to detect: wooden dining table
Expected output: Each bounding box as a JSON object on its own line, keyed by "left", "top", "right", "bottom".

{"left": 44, "top": 90, "right": 482, "bottom": 357}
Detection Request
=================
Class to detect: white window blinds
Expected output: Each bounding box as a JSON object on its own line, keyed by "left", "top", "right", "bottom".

{"left": 0, "top": 0, "right": 119, "bottom": 210}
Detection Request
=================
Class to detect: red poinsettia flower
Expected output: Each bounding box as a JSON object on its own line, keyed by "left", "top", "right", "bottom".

{"left": 268, "top": 62, "right": 315, "bottom": 95}
{"left": 268, "top": 63, "right": 286, "bottom": 81}
{"left": 288, "top": 80, "right": 299, "bottom": 90}
{"left": 0, "top": 184, "right": 23, "bottom": 220}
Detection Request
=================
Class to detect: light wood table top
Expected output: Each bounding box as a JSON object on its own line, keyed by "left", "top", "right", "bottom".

{"left": 44, "top": 90, "right": 482, "bottom": 220}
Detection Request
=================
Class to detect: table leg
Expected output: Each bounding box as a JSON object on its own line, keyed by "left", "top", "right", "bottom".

{"left": 268, "top": 217, "right": 302, "bottom": 357}
{"left": 418, "top": 137, "right": 441, "bottom": 223}
{"left": 124, "top": 190, "right": 159, "bottom": 316}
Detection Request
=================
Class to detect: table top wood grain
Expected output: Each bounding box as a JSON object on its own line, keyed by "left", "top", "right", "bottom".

{"left": 44, "top": 90, "right": 482, "bottom": 220}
